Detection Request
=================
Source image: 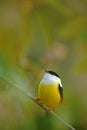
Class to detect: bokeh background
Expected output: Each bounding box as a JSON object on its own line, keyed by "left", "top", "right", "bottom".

{"left": 0, "top": 0, "right": 87, "bottom": 130}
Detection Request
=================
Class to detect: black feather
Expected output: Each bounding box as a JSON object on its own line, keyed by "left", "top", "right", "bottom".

{"left": 59, "top": 85, "right": 63, "bottom": 103}
{"left": 45, "top": 70, "right": 60, "bottom": 78}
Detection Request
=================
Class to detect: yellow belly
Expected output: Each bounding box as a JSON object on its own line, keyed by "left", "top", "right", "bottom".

{"left": 38, "top": 83, "right": 61, "bottom": 109}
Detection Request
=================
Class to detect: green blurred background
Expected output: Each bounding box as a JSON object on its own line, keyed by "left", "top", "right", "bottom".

{"left": 0, "top": 0, "right": 87, "bottom": 130}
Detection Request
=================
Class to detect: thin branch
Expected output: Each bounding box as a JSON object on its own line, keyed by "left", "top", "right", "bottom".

{"left": 51, "top": 111, "right": 76, "bottom": 130}
{"left": 1, "top": 76, "right": 76, "bottom": 130}
{"left": 18, "top": 89, "right": 76, "bottom": 130}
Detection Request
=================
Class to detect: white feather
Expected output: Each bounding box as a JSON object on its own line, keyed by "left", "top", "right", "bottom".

{"left": 40, "top": 73, "right": 62, "bottom": 87}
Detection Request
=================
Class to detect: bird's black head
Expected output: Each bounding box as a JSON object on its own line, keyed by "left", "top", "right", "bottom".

{"left": 45, "top": 70, "right": 60, "bottom": 78}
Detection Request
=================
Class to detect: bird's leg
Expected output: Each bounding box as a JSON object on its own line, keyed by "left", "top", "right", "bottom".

{"left": 36, "top": 98, "right": 40, "bottom": 101}
{"left": 47, "top": 106, "right": 54, "bottom": 112}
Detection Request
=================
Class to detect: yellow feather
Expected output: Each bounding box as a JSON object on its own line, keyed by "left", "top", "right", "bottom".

{"left": 38, "top": 83, "right": 61, "bottom": 109}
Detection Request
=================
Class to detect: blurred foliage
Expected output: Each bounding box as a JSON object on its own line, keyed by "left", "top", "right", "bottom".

{"left": 0, "top": 0, "right": 87, "bottom": 130}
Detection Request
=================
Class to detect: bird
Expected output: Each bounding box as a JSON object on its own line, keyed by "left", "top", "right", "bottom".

{"left": 37, "top": 70, "right": 63, "bottom": 111}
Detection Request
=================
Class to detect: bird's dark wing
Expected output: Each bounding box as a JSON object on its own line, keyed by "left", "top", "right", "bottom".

{"left": 58, "top": 84, "right": 63, "bottom": 103}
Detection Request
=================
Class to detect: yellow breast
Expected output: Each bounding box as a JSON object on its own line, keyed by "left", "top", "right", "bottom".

{"left": 38, "top": 83, "right": 61, "bottom": 109}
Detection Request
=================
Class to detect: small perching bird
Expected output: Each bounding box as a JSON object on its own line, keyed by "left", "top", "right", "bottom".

{"left": 37, "top": 70, "right": 63, "bottom": 111}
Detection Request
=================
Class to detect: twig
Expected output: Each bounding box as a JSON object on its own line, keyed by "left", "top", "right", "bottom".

{"left": 51, "top": 111, "right": 76, "bottom": 130}
{"left": 1, "top": 76, "right": 76, "bottom": 130}
{"left": 21, "top": 92, "right": 76, "bottom": 130}
{"left": 19, "top": 89, "right": 76, "bottom": 130}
